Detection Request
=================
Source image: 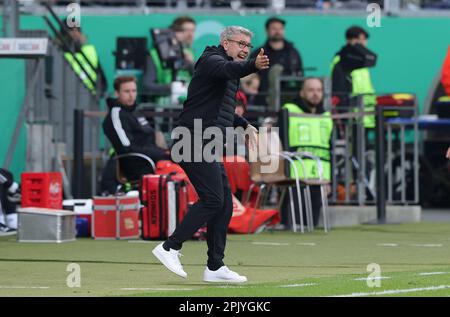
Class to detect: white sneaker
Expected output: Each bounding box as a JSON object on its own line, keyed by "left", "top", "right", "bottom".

{"left": 203, "top": 266, "right": 247, "bottom": 283}
{"left": 152, "top": 242, "right": 187, "bottom": 278}
{"left": 0, "top": 223, "right": 16, "bottom": 236}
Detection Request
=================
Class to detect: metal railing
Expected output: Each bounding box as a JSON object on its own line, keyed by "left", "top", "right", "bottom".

{"left": 328, "top": 98, "right": 419, "bottom": 206}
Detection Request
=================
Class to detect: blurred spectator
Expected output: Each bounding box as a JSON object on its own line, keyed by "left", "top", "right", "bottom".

{"left": 62, "top": 22, "right": 108, "bottom": 95}
{"left": 250, "top": 17, "right": 303, "bottom": 107}
{"left": 0, "top": 168, "right": 20, "bottom": 234}
{"left": 331, "top": 25, "right": 377, "bottom": 129}
{"left": 235, "top": 90, "right": 248, "bottom": 117}
{"left": 240, "top": 73, "right": 260, "bottom": 106}
{"left": 446, "top": 147, "right": 450, "bottom": 159}
{"left": 143, "top": 16, "right": 196, "bottom": 105}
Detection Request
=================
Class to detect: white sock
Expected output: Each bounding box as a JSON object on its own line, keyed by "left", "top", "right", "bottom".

{"left": 6, "top": 213, "right": 17, "bottom": 229}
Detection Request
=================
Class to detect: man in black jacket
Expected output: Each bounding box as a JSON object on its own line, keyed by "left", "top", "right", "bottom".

{"left": 152, "top": 26, "right": 269, "bottom": 282}
{"left": 250, "top": 17, "right": 303, "bottom": 107}
{"left": 102, "top": 76, "right": 170, "bottom": 184}
{"left": 0, "top": 168, "right": 20, "bottom": 235}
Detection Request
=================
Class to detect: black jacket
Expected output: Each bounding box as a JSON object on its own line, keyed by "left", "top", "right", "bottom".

{"left": 250, "top": 40, "right": 303, "bottom": 105}
{"left": 177, "top": 45, "right": 257, "bottom": 132}
{"left": 102, "top": 98, "right": 165, "bottom": 161}
{"left": 331, "top": 44, "right": 377, "bottom": 109}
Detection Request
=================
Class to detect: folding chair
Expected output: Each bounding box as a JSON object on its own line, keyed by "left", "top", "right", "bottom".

{"left": 114, "top": 153, "right": 156, "bottom": 191}
{"left": 249, "top": 129, "right": 310, "bottom": 233}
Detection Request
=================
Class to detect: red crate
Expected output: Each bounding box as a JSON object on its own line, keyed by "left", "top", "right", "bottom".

{"left": 21, "top": 172, "right": 63, "bottom": 209}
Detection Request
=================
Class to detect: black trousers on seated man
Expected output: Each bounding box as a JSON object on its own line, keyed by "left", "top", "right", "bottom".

{"left": 163, "top": 160, "right": 233, "bottom": 271}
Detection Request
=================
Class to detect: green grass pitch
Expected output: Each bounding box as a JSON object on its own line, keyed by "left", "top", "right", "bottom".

{"left": 1, "top": 222, "right": 450, "bottom": 297}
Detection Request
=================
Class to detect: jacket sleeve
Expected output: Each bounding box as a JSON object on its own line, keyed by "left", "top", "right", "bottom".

{"left": 292, "top": 47, "right": 303, "bottom": 74}
{"left": 233, "top": 113, "right": 249, "bottom": 129}
{"left": 204, "top": 54, "right": 258, "bottom": 80}
{"left": 108, "top": 108, "right": 166, "bottom": 161}
{"left": 331, "top": 64, "right": 351, "bottom": 110}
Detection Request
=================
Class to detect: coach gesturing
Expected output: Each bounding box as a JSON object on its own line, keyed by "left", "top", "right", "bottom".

{"left": 153, "top": 26, "right": 269, "bottom": 282}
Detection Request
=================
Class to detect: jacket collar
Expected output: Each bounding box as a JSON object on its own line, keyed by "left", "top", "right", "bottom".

{"left": 106, "top": 97, "right": 137, "bottom": 112}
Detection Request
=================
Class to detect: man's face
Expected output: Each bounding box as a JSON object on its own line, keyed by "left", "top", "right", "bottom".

{"left": 242, "top": 77, "right": 260, "bottom": 95}
{"left": 235, "top": 105, "right": 244, "bottom": 116}
{"left": 349, "top": 34, "right": 368, "bottom": 47}
{"left": 223, "top": 34, "right": 252, "bottom": 61}
{"left": 267, "top": 22, "right": 285, "bottom": 42}
{"left": 300, "top": 79, "right": 324, "bottom": 106}
{"left": 68, "top": 28, "right": 85, "bottom": 44}
{"left": 174, "top": 22, "right": 196, "bottom": 46}
{"left": 182, "top": 22, "right": 196, "bottom": 46}
{"left": 115, "top": 81, "right": 137, "bottom": 107}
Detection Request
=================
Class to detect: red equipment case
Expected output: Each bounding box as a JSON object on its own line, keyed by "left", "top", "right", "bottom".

{"left": 92, "top": 195, "right": 140, "bottom": 239}
{"left": 140, "top": 174, "right": 189, "bottom": 240}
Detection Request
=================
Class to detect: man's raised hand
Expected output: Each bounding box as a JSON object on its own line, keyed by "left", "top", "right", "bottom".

{"left": 255, "top": 48, "right": 270, "bottom": 70}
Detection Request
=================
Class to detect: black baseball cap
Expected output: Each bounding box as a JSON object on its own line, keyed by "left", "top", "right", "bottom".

{"left": 265, "top": 17, "right": 286, "bottom": 30}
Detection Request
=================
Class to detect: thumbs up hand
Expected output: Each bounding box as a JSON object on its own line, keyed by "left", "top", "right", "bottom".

{"left": 255, "top": 48, "right": 270, "bottom": 70}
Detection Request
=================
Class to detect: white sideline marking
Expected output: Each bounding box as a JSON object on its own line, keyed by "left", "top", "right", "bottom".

{"left": 410, "top": 244, "right": 443, "bottom": 247}
{"left": 120, "top": 287, "right": 192, "bottom": 291}
{"left": 353, "top": 276, "right": 391, "bottom": 281}
{"left": 296, "top": 243, "right": 316, "bottom": 246}
{"left": 418, "top": 272, "right": 448, "bottom": 276}
{"left": 330, "top": 285, "right": 450, "bottom": 297}
{"left": 278, "top": 283, "right": 317, "bottom": 288}
{"left": 251, "top": 242, "right": 291, "bottom": 246}
{"left": 0, "top": 286, "right": 50, "bottom": 289}
{"left": 377, "top": 243, "right": 398, "bottom": 247}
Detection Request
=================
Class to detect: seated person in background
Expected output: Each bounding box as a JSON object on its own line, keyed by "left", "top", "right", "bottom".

{"left": 61, "top": 20, "right": 108, "bottom": 95}
{"left": 279, "top": 77, "right": 332, "bottom": 228}
{"left": 102, "top": 76, "right": 171, "bottom": 188}
{"left": 142, "top": 16, "right": 196, "bottom": 104}
{"left": 446, "top": 147, "right": 450, "bottom": 160}
{"left": 0, "top": 168, "right": 20, "bottom": 233}
{"left": 235, "top": 90, "right": 247, "bottom": 117}
{"left": 240, "top": 73, "right": 260, "bottom": 107}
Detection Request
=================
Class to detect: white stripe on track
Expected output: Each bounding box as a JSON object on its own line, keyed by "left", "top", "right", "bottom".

{"left": 353, "top": 276, "right": 391, "bottom": 281}
{"left": 251, "top": 242, "right": 291, "bottom": 246}
{"left": 418, "top": 272, "right": 448, "bottom": 276}
{"left": 278, "top": 283, "right": 317, "bottom": 288}
{"left": 296, "top": 243, "right": 316, "bottom": 246}
{"left": 377, "top": 243, "right": 398, "bottom": 247}
{"left": 329, "top": 285, "right": 450, "bottom": 297}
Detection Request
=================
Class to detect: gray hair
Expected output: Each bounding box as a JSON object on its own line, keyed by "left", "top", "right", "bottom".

{"left": 220, "top": 26, "right": 253, "bottom": 44}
